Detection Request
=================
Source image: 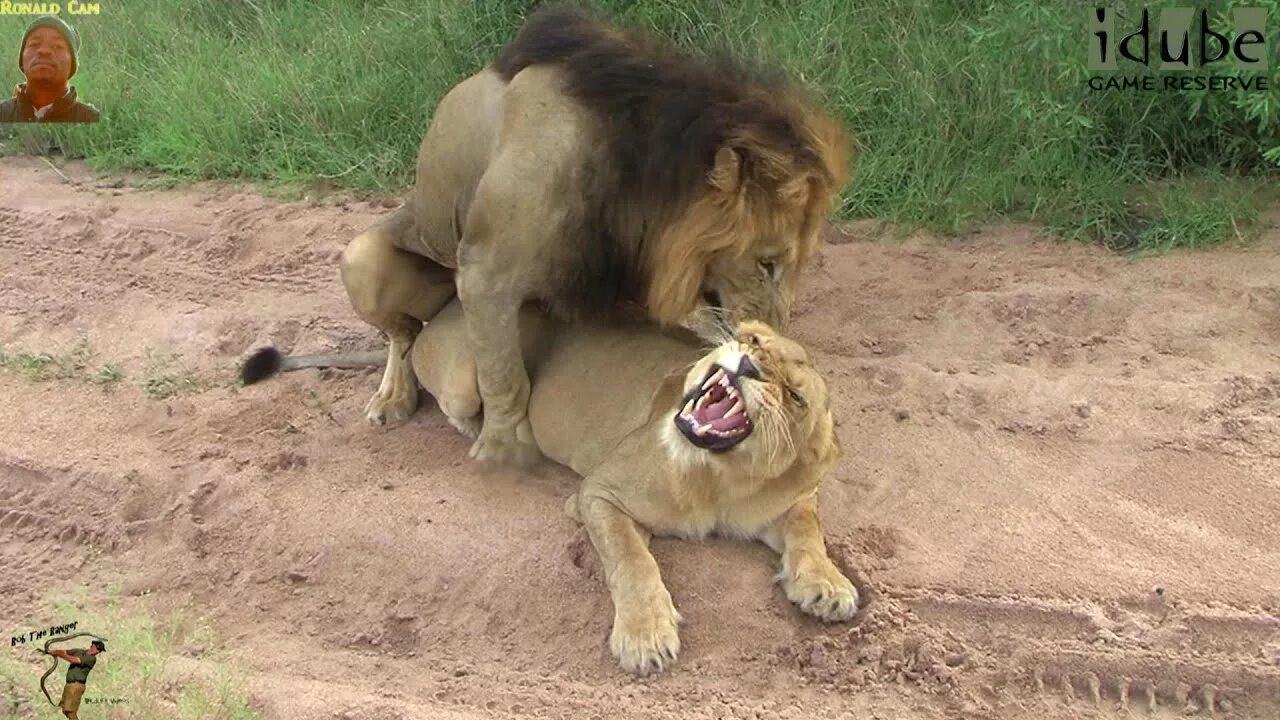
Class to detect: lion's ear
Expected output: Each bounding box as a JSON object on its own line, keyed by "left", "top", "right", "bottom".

{"left": 708, "top": 146, "right": 743, "bottom": 193}
{"left": 778, "top": 173, "right": 814, "bottom": 208}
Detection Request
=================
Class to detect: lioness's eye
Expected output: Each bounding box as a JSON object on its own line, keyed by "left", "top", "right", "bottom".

{"left": 786, "top": 386, "right": 806, "bottom": 407}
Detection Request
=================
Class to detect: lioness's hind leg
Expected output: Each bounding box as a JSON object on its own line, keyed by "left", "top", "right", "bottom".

{"left": 340, "top": 209, "right": 455, "bottom": 426}
{"left": 761, "top": 495, "right": 859, "bottom": 622}
{"left": 438, "top": 355, "right": 482, "bottom": 440}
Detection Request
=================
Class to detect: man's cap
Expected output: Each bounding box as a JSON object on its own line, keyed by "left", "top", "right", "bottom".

{"left": 90, "top": 640, "right": 105, "bottom": 652}
{"left": 19, "top": 15, "right": 79, "bottom": 79}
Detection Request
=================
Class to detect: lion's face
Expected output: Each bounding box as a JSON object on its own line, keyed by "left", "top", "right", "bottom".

{"left": 667, "top": 320, "right": 840, "bottom": 480}
{"left": 648, "top": 140, "right": 844, "bottom": 340}
{"left": 695, "top": 213, "right": 812, "bottom": 333}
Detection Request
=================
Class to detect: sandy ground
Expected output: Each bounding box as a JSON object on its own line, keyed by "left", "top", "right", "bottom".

{"left": 0, "top": 155, "right": 1278, "bottom": 719}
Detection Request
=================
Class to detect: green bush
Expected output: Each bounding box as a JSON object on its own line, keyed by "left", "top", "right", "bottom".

{"left": 1, "top": 0, "right": 1275, "bottom": 250}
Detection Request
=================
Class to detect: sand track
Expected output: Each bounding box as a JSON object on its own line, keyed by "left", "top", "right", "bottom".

{"left": 1, "top": 156, "right": 1278, "bottom": 719}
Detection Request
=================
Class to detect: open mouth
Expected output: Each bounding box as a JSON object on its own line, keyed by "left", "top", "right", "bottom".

{"left": 674, "top": 354, "right": 760, "bottom": 452}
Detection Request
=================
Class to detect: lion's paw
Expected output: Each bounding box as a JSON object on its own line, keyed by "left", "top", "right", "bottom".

{"left": 609, "top": 589, "right": 682, "bottom": 676}
{"left": 364, "top": 386, "right": 417, "bottom": 426}
{"left": 468, "top": 417, "right": 541, "bottom": 468}
{"left": 782, "top": 559, "right": 859, "bottom": 622}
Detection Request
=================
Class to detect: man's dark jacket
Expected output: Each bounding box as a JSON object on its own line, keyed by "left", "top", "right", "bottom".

{"left": 0, "top": 84, "right": 98, "bottom": 123}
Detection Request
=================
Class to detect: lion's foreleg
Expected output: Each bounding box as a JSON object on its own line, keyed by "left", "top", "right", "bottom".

{"left": 340, "top": 209, "right": 455, "bottom": 426}
{"left": 578, "top": 493, "right": 681, "bottom": 676}
{"left": 455, "top": 268, "right": 542, "bottom": 467}
{"left": 759, "top": 494, "right": 859, "bottom": 622}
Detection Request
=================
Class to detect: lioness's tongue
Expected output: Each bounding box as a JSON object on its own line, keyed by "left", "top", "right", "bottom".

{"left": 695, "top": 393, "right": 736, "bottom": 424}
{"left": 710, "top": 413, "right": 747, "bottom": 432}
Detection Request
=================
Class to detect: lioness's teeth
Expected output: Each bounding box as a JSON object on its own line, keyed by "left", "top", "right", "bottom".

{"left": 683, "top": 399, "right": 696, "bottom": 415}
{"left": 703, "top": 369, "right": 726, "bottom": 390}
{"left": 696, "top": 390, "right": 716, "bottom": 411}
{"left": 726, "top": 400, "right": 743, "bottom": 418}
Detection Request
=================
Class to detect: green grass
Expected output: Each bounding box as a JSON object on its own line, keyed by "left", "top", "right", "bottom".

{"left": 0, "top": 340, "right": 121, "bottom": 385}
{"left": 140, "top": 352, "right": 204, "bottom": 399}
{"left": 93, "top": 364, "right": 124, "bottom": 385}
{"left": 0, "top": 342, "right": 217, "bottom": 397}
{"left": 141, "top": 373, "right": 202, "bottom": 399}
{"left": 1, "top": 0, "right": 1277, "bottom": 251}
{"left": 0, "top": 593, "right": 262, "bottom": 719}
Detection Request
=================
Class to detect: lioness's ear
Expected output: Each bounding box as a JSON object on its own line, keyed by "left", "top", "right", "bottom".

{"left": 709, "top": 146, "right": 743, "bottom": 193}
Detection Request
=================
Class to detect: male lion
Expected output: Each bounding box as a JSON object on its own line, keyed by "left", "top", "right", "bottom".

{"left": 239, "top": 297, "right": 858, "bottom": 675}
{"left": 339, "top": 3, "right": 850, "bottom": 469}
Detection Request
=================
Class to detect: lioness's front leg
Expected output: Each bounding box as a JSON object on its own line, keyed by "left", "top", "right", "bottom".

{"left": 578, "top": 494, "right": 681, "bottom": 676}
{"left": 760, "top": 495, "right": 859, "bottom": 622}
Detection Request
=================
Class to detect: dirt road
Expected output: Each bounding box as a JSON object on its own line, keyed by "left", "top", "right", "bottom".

{"left": 1, "top": 156, "right": 1278, "bottom": 719}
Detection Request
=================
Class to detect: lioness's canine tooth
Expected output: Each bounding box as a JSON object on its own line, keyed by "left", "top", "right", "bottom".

{"left": 695, "top": 391, "right": 713, "bottom": 411}
{"left": 726, "top": 400, "right": 743, "bottom": 418}
{"left": 703, "top": 369, "right": 725, "bottom": 390}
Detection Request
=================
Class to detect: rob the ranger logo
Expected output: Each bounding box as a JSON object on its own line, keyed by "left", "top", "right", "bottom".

{"left": 1088, "top": 6, "right": 1270, "bottom": 92}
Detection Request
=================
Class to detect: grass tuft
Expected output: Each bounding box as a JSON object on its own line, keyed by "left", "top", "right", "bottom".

{"left": 0, "top": 340, "right": 118, "bottom": 384}
{"left": 141, "top": 351, "right": 205, "bottom": 399}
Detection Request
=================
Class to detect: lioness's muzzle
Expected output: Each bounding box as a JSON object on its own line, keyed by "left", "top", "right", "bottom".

{"left": 674, "top": 353, "right": 759, "bottom": 452}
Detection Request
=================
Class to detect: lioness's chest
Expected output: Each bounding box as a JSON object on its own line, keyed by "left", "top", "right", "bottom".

{"left": 630, "top": 466, "right": 814, "bottom": 541}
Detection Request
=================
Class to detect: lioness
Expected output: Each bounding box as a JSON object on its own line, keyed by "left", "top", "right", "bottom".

{"left": 239, "top": 298, "right": 859, "bottom": 675}
{"left": 339, "top": 3, "right": 850, "bottom": 469}
{"left": 412, "top": 300, "right": 859, "bottom": 675}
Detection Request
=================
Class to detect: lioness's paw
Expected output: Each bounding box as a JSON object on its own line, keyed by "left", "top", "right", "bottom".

{"left": 782, "top": 559, "right": 859, "bottom": 622}
{"left": 609, "top": 590, "right": 682, "bottom": 676}
{"left": 447, "top": 414, "right": 482, "bottom": 440}
{"left": 468, "top": 417, "right": 541, "bottom": 468}
{"left": 365, "top": 387, "right": 417, "bottom": 426}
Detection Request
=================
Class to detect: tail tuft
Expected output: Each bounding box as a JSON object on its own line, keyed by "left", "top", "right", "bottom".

{"left": 240, "top": 347, "right": 284, "bottom": 385}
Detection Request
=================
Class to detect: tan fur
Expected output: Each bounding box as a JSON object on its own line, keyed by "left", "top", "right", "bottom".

{"left": 338, "top": 9, "right": 853, "bottom": 471}
{"left": 411, "top": 301, "right": 858, "bottom": 676}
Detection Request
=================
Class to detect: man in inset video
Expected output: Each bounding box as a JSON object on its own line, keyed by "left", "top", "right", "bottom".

{"left": 46, "top": 639, "right": 105, "bottom": 720}
{"left": 0, "top": 15, "right": 99, "bottom": 123}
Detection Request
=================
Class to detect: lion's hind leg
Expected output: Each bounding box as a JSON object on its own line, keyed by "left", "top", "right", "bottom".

{"left": 340, "top": 208, "right": 455, "bottom": 426}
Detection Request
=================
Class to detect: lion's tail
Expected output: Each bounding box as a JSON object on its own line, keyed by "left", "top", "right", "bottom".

{"left": 238, "top": 347, "right": 386, "bottom": 386}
